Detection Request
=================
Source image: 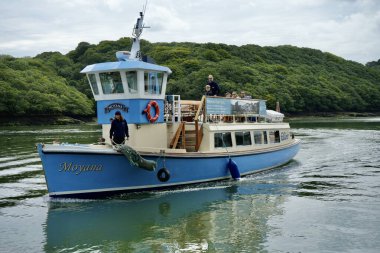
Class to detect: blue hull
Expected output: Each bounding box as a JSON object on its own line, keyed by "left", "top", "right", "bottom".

{"left": 38, "top": 141, "right": 300, "bottom": 197}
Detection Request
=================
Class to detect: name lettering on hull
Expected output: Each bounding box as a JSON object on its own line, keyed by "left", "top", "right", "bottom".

{"left": 59, "top": 162, "right": 103, "bottom": 175}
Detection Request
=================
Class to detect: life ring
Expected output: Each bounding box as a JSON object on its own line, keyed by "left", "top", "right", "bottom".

{"left": 157, "top": 168, "right": 170, "bottom": 182}
{"left": 143, "top": 100, "right": 160, "bottom": 123}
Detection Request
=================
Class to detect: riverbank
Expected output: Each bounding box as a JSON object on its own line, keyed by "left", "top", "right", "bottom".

{"left": 285, "top": 111, "right": 380, "bottom": 118}
{"left": 1, "top": 112, "right": 379, "bottom": 126}
{"left": 0, "top": 115, "right": 96, "bottom": 126}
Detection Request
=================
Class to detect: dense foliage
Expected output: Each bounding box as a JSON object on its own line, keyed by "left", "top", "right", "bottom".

{"left": 0, "top": 55, "right": 93, "bottom": 116}
{"left": 1, "top": 37, "right": 380, "bottom": 116}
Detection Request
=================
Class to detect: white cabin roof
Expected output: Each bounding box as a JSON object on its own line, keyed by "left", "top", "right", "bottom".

{"left": 81, "top": 61, "right": 172, "bottom": 74}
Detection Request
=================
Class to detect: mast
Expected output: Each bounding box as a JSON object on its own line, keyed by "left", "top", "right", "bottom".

{"left": 129, "top": 3, "right": 149, "bottom": 61}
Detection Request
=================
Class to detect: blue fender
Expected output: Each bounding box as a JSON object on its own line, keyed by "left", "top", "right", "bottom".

{"left": 227, "top": 158, "right": 240, "bottom": 180}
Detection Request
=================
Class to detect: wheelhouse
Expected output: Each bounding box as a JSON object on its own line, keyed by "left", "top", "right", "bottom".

{"left": 81, "top": 61, "right": 171, "bottom": 101}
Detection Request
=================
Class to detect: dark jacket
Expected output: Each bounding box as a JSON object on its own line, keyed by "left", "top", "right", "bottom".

{"left": 208, "top": 81, "right": 220, "bottom": 96}
{"left": 205, "top": 90, "right": 213, "bottom": 96}
{"left": 110, "top": 119, "right": 129, "bottom": 140}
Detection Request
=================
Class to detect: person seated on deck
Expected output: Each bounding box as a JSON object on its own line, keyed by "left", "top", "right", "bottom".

{"left": 225, "top": 91, "right": 231, "bottom": 98}
{"left": 223, "top": 115, "right": 234, "bottom": 123}
{"left": 206, "top": 74, "right": 220, "bottom": 96}
{"left": 240, "top": 91, "right": 252, "bottom": 99}
{"left": 204, "top": 84, "right": 213, "bottom": 96}
{"left": 110, "top": 111, "right": 129, "bottom": 145}
{"left": 231, "top": 91, "right": 240, "bottom": 99}
{"left": 235, "top": 116, "right": 246, "bottom": 123}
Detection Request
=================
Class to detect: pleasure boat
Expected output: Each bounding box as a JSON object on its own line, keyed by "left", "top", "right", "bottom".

{"left": 37, "top": 9, "right": 300, "bottom": 198}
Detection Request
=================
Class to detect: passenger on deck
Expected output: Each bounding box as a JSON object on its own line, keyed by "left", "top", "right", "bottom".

{"left": 225, "top": 91, "right": 231, "bottom": 98}
{"left": 205, "top": 84, "right": 213, "bottom": 96}
{"left": 231, "top": 91, "right": 240, "bottom": 99}
{"left": 206, "top": 75, "right": 220, "bottom": 96}
{"left": 110, "top": 111, "right": 129, "bottom": 144}
{"left": 240, "top": 91, "right": 252, "bottom": 99}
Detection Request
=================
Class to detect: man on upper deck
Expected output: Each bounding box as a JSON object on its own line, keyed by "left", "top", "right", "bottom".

{"left": 206, "top": 75, "right": 220, "bottom": 96}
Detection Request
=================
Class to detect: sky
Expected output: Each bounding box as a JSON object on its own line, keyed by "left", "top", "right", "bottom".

{"left": 1, "top": 0, "right": 379, "bottom": 64}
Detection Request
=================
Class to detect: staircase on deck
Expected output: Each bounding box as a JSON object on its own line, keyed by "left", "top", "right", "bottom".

{"left": 169, "top": 122, "right": 202, "bottom": 152}
{"left": 169, "top": 96, "right": 205, "bottom": 152}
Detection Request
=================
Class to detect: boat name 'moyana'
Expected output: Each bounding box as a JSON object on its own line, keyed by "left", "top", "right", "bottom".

{"left": 104, "top": 103, "right": 129, "bottom": 113}
{"left": 59, "top": 162, "right": 103, "bottom": 175}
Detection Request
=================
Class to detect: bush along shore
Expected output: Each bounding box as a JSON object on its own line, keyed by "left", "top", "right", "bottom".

{"left": 0, "top": 115, "right": 96, "bottom": 126}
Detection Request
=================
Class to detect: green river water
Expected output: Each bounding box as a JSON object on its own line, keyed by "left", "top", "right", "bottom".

{"left": 0, "top": 118, "right": 379, "bottom": 252}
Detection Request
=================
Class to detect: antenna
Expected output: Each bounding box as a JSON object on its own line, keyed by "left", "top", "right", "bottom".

{"left": 132, "top": 0, "right": 150, "bottom": 39}
{"left": 129, "top": 0, "right": 149, "bottom": 60}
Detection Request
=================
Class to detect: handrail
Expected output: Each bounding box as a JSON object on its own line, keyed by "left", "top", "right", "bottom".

{"left": 195, "top": 96, "right": 206, "bottom": 151}
{"left": 194, "top": 95, "right": 206, "bottom": 121}
{"left": 170, "top": 122, "right": 185, "bottom": 149}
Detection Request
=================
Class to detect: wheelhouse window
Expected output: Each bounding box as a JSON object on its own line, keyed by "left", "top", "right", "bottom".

{"left": 144, "top": 72, "right": 164, "bottom": 95}
{"left": 126, "top": 71, "right": 138, "bottom": 94}
{"left": 99, "top": 72, "right": 124, "bottom": 94}
{"left": 87, "top": 74, "right": 99, "bottom": 95}
{"left": 214, "top": 132, "right": 232, "bottom": 148}
{"left": 236, "top": 131, "right": 252, "bottom": 146}
{"left": 269, "top": 130, "right": 281, "bottom": 143}
{"left": 253, "top": 131, "right": 263, "bottom": 144}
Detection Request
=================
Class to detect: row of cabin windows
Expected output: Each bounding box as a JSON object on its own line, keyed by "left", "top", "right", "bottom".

{"left": 88, "top": 71, "right": 164, "bottom": 96}
{"left": 214, "top": 130, "right": 283, "bottom": 148}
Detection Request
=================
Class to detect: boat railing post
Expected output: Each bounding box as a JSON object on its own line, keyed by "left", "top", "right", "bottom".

{"left": 181, "top": 122, "right": 186, "bottom": 149}
{"left": 194, "top": 96, "right": 206, "bottom": 151}
{"left": 195, "top": 120, "right": 199, "bottom": 150}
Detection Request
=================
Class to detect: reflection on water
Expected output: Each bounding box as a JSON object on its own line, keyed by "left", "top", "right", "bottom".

{"left": 44, "top": 182, "right": 288, "bottom": 252}
{"left": 1, "top": 118, "right": 380, "bottom": 252}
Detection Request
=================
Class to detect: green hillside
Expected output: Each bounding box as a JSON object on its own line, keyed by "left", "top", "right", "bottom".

{"left": 0, "top": 55, "right": 93, "bottom": 117}
{"left": 1, "top": 38, "right": 380, "bottom": 117}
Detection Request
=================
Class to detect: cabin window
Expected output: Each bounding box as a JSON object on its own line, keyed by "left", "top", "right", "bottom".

{"left": 253, "top": 131, "right": 262, "bottom": 144}
{"left": 144, "top": 72, "right": 164, "bottom": 95}
{"left": 269, "top": 130, "right": 281, "bottom": 143}
{"left": 126, "top": 71, "right": 138, "bottom": 93}
{"left": 214, "top": 132, "right": 232, "bottom": 148}
{"left": 99, "top": 72, "right": 124, "bottom": 94}
{"left": 236, "top": 131, "right": 252, "bottom": 146}
{"left": 87, "top": 74, "right": 99, "bottom": 95}
{"left": 263, "top": 131, "right": 268, "bottom": 144}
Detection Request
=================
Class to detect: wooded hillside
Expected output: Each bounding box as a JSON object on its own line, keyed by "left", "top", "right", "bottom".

{"left": 1, "top": 37, "right": 380, "bottom": 117}
{"left": 0, "top": 55, "right": 93, "bottom": 116}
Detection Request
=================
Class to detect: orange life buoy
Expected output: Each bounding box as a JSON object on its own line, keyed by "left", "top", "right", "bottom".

{"left": 143, "top": 100, "right": 160, "bottom": 123}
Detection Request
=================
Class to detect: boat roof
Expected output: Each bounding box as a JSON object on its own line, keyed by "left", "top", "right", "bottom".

{"left": 266, "top": 110, "right": 284, "bottom": 117}
{"left": 80, "top": 60, "right": 172, "bottom": 74}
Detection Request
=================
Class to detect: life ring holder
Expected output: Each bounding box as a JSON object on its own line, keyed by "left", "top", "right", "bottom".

{"left": 143, "top": 100, "right": 160, "bottom": 123}
{"left": 157, "top": 168, "right": 170, "bottom": 182}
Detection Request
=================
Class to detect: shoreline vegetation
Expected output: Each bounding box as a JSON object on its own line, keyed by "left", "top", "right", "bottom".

{"left": 1, "top": 38, "right": 380, "bottom": 120}
{"left": 0, "top": 115, "right": 96, "bottom": 126}
{"left": 1, "top": 112, "right": 379, "bottom": 126}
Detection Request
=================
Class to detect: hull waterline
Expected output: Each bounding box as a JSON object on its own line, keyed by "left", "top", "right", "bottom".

{"left": 38, "top": 140, "right": 300, "bottom": 198}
